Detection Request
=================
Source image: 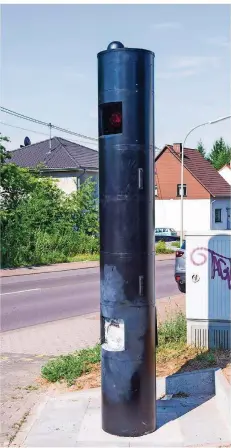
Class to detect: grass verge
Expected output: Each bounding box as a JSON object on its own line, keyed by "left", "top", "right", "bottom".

{"left": 2, "top": 241, "right": 175, "bottom": 270}
{"left": 171, "top": 241, "right": 180, "bottom": 248}
{"left": 41, "top": 312, "right": 230, "bottom": 390}
{"left": 41, "top": 345, "right": 100, "bottom": 385}
{"left": 68, "top": 253, "right": 100, "bottom": 262}
{"left": 69, "top": 246, "right": 174, "bottom": 262}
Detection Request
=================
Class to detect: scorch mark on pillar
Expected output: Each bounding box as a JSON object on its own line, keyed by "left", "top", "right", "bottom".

{"left": 190, "top": 247, "right": 231, "bottom": 290}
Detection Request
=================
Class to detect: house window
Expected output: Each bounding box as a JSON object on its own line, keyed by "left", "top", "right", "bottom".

{"left": 155, "top": 185, "right": 158, "bottom": 196}
{"left": 76, "top": 177, "right": 81, "bottom": 190}
{"left": 215, "top": 208, "right": 222, "bottom": 223}
{"left": 177, "top": 184, "right": 187, "bottom": 197}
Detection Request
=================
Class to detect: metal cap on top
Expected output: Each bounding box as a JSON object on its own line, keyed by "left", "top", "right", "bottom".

{"left": 98, "top": 41, "right": 154, "bottom": 58}
{"left": 107, "top": 41, "right": 124, "bottom": 50}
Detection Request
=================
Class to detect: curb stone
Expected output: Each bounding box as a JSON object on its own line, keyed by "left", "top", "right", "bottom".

{"left": 0, "top": 254, "right": 175, "bottom": 278}
{"left": 9, "top": 387, "right": 54, "bottom": 448}
{"left": 215, "top": 369, "right": 231, "bottom": 425}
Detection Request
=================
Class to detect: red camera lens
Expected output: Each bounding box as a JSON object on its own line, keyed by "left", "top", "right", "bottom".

{"left": 110, "top": 112, "right": 122, "bottom": 127}
{"left": 100, "top": 102, "right": 123, "bottom": 136}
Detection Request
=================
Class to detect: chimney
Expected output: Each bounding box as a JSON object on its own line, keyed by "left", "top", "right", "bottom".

{"left": 173, "top": 143, "right": 182, "bottom": 153}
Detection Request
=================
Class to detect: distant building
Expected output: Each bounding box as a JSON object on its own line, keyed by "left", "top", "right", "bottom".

{"left": 8, "top": 137, "right": 99, "bottom": 196}
{"left": 218, "top": 163, "right": 231, "bottom": 186}
{"left": 155, "top": 143, "right": 231, "bottom": 232}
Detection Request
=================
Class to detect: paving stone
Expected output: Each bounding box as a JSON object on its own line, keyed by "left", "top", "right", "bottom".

{"left": 0, "top": 295, "right": 185, "bottom": 446}
{"left": 21, "top": 382, "right": 230, "bottom": 448}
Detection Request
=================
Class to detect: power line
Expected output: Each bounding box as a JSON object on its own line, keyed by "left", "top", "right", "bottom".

{"left": 0, "top": 120, "right": 98, "bottom": 147}
{"left": 0, "top": 106, "right": 98, "bottom": 142}
{"left": 0, "top": 107, "right": 161, "bottom": 149}
{"left": 0, "top": 121, "right": 49, "bottom": 137}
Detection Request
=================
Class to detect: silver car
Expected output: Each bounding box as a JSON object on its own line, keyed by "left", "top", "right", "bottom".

{"left": 174, "top": 240, "right": 186, "bottom": 293}
{"left": 155, "top": 227, "right": 178, "bottom": 242}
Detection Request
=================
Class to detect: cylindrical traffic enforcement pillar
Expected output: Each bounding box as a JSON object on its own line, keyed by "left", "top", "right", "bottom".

{"left": 98, "top": 41, "right": 156, "bottom": 437}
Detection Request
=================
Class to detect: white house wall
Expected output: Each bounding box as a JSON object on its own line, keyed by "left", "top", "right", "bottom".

{"left": 155, "top": 199, "right": 211, "bottom": 233}
{"left": 219, "top": 166, "right": 231, "bottom": 185}
{"left": 211, "top": 197, "right": 231, "bottom": 230}
{"left": 45, "top": 171, "right": 99, "bottom": 196}
{"left": 50, "top": 172, "right": 78, "bottom": 195}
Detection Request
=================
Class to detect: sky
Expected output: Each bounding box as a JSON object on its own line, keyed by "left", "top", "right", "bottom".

{"left": 1, "top": 4, "right": 230, "bottom": 154}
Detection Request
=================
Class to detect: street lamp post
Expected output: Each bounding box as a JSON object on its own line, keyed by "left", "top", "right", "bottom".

{"left": 180, "top": 115, "right": 231, "bottom": 247}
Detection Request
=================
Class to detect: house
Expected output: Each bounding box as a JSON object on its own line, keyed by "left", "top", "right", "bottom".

{"left": 218, "top": 163, "right": 231, "bottom": 186}
{"left": 155, "top": 143, "right": 231, "bottom": 232}
{"left": 8, "top": 137, "right": 99, "bottom": 195}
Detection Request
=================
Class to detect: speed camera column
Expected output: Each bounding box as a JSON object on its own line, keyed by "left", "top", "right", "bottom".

{"left": 98, "top": 41, "right": 156, "bottom": 437}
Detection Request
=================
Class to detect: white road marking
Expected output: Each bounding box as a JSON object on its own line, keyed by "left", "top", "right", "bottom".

{"left": 1, "top": 288, "right": 41, "bottom": 296}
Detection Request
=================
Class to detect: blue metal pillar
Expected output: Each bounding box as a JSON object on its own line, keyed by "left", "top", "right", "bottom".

{"left": 98, "top": 41, "right": 156, "bottom": 437}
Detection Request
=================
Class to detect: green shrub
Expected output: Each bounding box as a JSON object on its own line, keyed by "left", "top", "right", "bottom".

{"left": 0, "top": 160, "right": 99, "bottom": 268}
{"left": 158, "top": 312, "right": 186, "bottom": 346}
{"left": 155, "top": 240, "right": 174, "bottom": 254}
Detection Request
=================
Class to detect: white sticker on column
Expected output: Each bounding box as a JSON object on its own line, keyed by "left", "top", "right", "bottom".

{"left": 102, "top": 319, "right": 125, "bottom": 352}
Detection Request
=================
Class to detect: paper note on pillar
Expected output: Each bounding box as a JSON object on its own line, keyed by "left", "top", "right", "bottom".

{"left": 103, "top": 319, "right": 125, "bottom": 352}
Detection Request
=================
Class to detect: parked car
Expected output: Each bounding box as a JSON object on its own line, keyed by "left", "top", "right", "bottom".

{"left": 155, "top": 227, "right": 178, "bottom": 242}
{"left": 175, "top": 240, "right": 186, "bottom": 293}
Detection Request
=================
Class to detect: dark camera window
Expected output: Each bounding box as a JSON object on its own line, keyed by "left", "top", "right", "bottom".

{"left": 99, "top": 102, "right": 122, "bottom": 136}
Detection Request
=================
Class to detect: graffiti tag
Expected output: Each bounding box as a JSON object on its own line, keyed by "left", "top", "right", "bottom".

{"left": 190, "top": 247, "right": 231, "bottom": 290}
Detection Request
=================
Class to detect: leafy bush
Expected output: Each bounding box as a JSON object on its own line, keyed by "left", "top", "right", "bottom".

{"left": 155, "top": 240, "right": 174, "bottom": 254}
{"left": 158, "top": 312, "right": 186, "bottom": 346}
{"left": 0, "top": 137, "right": 99, "bottom": 268}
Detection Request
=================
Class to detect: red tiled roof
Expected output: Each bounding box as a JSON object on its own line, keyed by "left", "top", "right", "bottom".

{"left": 156, "top": 145, "right": 230, "bottom": 198}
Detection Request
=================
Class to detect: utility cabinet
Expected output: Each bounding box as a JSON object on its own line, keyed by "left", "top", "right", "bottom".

{"left": 186, "top": 231, "right": 231, "bottom": 349}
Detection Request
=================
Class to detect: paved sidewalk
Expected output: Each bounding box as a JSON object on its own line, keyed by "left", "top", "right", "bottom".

{"left": 0, "top": 261, "right": 99, "bottom": 278}
{"left": 0, "top": 293, "right": 184, "bottom": 446}
{"left": 0, "top": 313, "right": 100, "bottom": 356}
{"left": 0, "top": 312, "right": 100, "bottom": 446}
{"left": 0, "top": 294, "right": 185, "bottom": 356}
{"left": 0, "top": 354, "right": 51, "bottom": 447}
{"left": 0, "top": 254, "right": 175, "bottom": 278}
{"left": 11, "top": 369, "right": 231, "bottom": 448}
{"left": 156, "top": 293, "right": 185, "bottom": 322}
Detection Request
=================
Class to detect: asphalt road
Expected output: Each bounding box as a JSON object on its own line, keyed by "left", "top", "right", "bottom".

{"left": 1, "top": 260, "right": 178, "bottom": 332}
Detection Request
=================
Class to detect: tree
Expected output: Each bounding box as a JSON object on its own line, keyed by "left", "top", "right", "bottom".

{"left": 65, "top": 178, "right": 99, "bottom": 236}
{"left": 0, "top": 133, "right": 10, "bottom": 164}
{"left": 0, "top": 133, "right": 39, "bottom": 211}
{"left": 0, "top": 133, "right": 99, "bottom": 268}
{"left": 208, "top": 137, "right": 231, "bottom": 170}
{"left": 197, "top": 139, "right": 206, "bottom": 158}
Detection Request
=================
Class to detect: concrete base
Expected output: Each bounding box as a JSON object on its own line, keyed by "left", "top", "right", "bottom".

{"left": 12, "top": 368, "right": 231, "bottom": 448}
{"left": 187, "top": 319, "right": 231, "bottom": 349}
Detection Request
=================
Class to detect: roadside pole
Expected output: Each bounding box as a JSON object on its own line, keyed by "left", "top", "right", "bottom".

{"left": 98, "top": 41, "right": 156, "bottom": 437}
